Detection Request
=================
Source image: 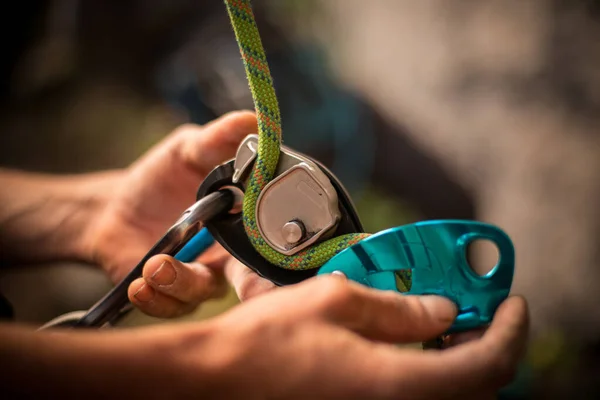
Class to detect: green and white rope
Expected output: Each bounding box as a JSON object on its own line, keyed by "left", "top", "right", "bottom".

{"left": 223, "top": 0, "right": 411, "bottom": 288}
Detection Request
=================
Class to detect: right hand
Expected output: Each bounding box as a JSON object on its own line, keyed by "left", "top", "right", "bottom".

{"left": 149, "top": 275, "right": 529, "bottom": 399}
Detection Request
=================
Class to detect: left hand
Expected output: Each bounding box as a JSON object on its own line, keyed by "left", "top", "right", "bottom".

{"left": 84, "top": 111, "right": 274, "bottom": 318}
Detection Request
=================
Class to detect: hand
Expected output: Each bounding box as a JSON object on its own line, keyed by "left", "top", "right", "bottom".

{"left": 84, "top": 111, "right": 270, "bottom": 318}
{"left": 151, "top": 276, "right": 529, "bottom": 399}
{"left": 0, "top": 275, "right": 529, "bottom": 399}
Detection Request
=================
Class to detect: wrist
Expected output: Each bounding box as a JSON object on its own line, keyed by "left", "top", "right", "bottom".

{"left": 67, "top": 170, "right": 124, "bottom": 264}
{"left": 45, "top": 170, "right": 124, "bottom": 264}
{"left": 0, "top": 168, "right": 123, "bottom": 265}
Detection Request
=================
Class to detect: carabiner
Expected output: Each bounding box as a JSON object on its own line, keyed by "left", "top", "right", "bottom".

{"left": 63, "top": 190, "right": 235, "bottom": 329}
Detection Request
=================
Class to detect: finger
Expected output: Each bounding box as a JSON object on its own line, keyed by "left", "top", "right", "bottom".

{"left": 306, "top": 276, "right": 458, "bottom": 343}
{"left": 387, "top": 296, "right": 528, "bottom": 398}
{"left": 142, "top": 254, "right": 228, "bottom": 304}
{"left": 196, "top": 243, "right": 231, "bottom": 273}
{"left": 224, "top": 258, "right": 276, "bottom": 301}
{"left": 178, "top": 110, "right": 258, "bottom": 176}
{"left": 439, "top": 296, "right": 529, "bottom": 372}
{"left": 443, "top": 327, "right": 487, "bottom": 348}
{"left": 128, "top": 278, "right": 194, "bottom": 318}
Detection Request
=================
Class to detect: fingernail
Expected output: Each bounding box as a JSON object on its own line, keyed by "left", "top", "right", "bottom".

{"left": 331, "top": 271, "right": 347, "bottom": 280}
{"left": 134, "top": 283, "right": 155, "bottom": 303}
{"left": 420, "top": 296, "right": 457, "bottom": 322}
{"left": 151, "top": 261, "right": 176, "bottom": 286}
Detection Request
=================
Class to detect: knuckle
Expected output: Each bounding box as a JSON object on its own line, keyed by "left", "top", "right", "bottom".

{"left": 169, "top": 276, "right": 211, "bottom": 304}
{"left": 222, "top": 109, "right": 255, "bottom": 121}
{"left": 172, "top": 123, "right": 202, "bottom": 137}
{"left": 235, "top": 273, "right": 262, "bottom": 302}
{"left": 314, "top": 277, "right": 356, "bottom": 310}
{"left": 232, "top": 268, "right": 275, "bottom": 302}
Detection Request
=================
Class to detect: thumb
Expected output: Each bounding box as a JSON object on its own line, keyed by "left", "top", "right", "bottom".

{"left": 177, "top": 110, "right": 258, "bottom": 176}
{"left": 312, "top": 277, "right": 457, "bottom": 343}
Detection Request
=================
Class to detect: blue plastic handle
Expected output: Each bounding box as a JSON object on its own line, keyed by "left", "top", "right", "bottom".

{"left": 174, "top": 228, "right": 215, "bottom": 263}
{"left": 317, "top": 220, "right": 515, "bottom": 333}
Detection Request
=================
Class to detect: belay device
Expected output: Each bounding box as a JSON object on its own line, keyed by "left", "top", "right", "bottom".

{"left": 42, "top": 0, "right": 515, "bottom": 343}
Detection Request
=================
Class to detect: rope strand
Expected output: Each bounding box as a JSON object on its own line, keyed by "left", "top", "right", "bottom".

{"left": 224, "top": 0, "right": 411, "bottom": 288}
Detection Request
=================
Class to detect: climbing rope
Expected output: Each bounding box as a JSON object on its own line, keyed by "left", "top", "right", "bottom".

{"left": 223, "top": 0, "right": 411, "bottom": 287}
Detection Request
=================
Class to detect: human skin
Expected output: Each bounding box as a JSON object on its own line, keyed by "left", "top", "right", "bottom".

{"left": 0, "top": 276, "right": 528, "bottom": 399}
{"left": 0, "top": 111, "right": 529, "bottom": 398}
{"left": 0, "top": 111, "right": 266, "bottom": 317}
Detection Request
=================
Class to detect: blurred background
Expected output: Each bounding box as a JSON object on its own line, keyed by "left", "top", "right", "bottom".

{"left": 1, "top": 0, "right": 599, "bottom": 398}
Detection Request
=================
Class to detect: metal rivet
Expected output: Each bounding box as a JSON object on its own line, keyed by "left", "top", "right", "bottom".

{"left": 282, "top": 221, "right": 305, "bottom": 244}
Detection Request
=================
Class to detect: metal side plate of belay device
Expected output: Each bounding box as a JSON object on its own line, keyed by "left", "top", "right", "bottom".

{"left": 235, "top": 135, "right": 342, "bottom": 256}
{"left": 197, "top": 134, "right": 365, "bottom": 286}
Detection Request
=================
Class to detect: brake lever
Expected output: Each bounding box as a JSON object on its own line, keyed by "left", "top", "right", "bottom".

{"left": 317, "top": 220, "right": 515, "bottom": 333}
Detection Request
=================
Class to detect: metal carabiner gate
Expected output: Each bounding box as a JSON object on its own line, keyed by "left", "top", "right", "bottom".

{"left": 41, "top": 189, "right": 237, "bottom": 330}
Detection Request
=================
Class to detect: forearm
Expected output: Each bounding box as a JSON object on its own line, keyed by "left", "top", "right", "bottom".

{"left": 0, "top": 323, "right": 221, "bottom": 399}
{"left": 0, "top": 168, "right": 121, "bottom": 266}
